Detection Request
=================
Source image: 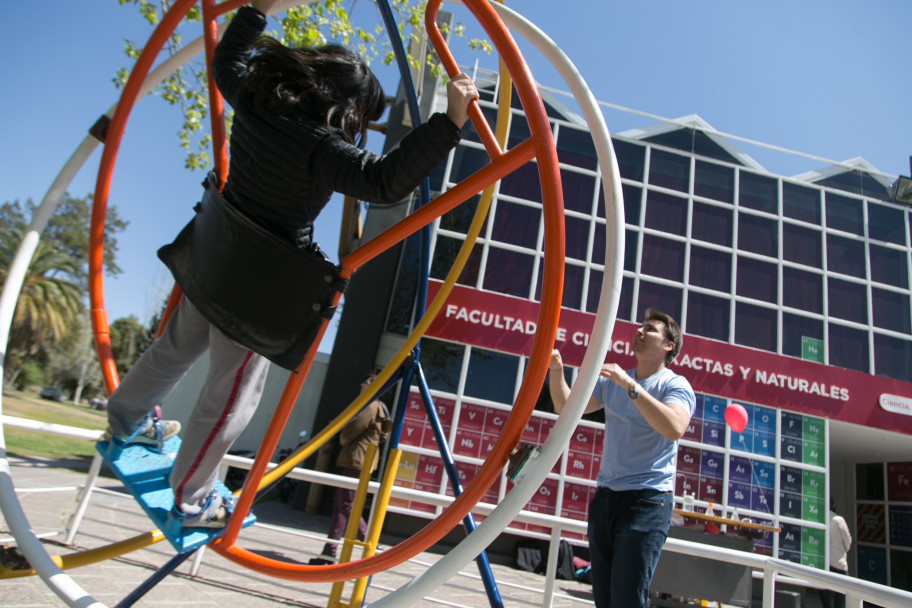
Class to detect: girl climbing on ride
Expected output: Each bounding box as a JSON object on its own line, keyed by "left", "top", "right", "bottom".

{"left": 103, "top": 0, "right": 478, "bottom": 528}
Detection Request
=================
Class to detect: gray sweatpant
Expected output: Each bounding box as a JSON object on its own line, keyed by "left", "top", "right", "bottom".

{"left": 106, "top": 296, "right": 269, "bottom": 513}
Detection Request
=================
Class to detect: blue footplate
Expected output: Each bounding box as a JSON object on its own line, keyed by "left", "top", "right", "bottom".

{"left": 96, "top": 436, "right": 255, "bottom": 553}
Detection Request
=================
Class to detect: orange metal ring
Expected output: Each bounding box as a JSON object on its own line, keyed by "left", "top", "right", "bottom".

{"left": 86, "top": 0, "right": 564, "bottom": 583}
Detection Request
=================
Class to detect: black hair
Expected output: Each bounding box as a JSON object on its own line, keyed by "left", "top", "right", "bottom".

{"left": 245, "top": 39, "right": 386, "bottom": 146}
{"left": 645, "top": 308, "right": 683, "bottom": 366}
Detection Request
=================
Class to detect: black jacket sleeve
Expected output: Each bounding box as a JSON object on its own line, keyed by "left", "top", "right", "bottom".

{"left": 309, "top": 113, "right": 462, "bottom": 205}
{"left": 212, "top": 6, "right": 266, "bottom": 108}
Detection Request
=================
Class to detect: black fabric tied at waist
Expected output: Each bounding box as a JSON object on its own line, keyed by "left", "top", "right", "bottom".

{"left": 598, "top": 487, "right": 672, "bottom": 497}
{"left": 157, "top": 173, "right": 348, "bottom": 370}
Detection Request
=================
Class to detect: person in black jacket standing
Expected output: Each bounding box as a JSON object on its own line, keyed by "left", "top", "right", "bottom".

{"left": 103, "top": 0, "right": 478, "bottom": 528}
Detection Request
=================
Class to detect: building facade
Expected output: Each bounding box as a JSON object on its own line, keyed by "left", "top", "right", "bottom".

{"left": 317, "top": 72, "right": 912, "bottom": 592}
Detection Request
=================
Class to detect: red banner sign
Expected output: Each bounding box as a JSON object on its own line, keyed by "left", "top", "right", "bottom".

{"left": 425, "top": 280, "right": 912, "bottom": 435}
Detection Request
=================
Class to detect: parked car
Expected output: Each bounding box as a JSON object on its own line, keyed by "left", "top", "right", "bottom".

{"left": 39, "top": 386, "right": 65, "bottom": 402}
{"left": 89, "top": 397, "right": 108, "bottom": 411}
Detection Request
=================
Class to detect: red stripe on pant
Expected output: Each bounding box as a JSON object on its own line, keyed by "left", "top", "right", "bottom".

{"left": 174, "top": 351, "right": 254, "bottom": 509}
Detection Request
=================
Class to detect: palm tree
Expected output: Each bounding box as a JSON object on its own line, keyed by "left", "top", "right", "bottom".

{"left": 1, "top": 235, "right": 83, "bottom": 383}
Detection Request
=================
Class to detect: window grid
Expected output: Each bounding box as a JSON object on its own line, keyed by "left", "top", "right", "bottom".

{"left": 417, "top": 121, "right": 912, "bottom": 383}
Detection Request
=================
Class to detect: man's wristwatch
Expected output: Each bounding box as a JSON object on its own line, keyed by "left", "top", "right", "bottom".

{"left": 628, "top": 383, "right": 640, "bottom": 400}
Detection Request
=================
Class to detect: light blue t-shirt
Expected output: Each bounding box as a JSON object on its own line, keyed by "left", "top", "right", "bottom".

{"left": 594, "top": 367, "right": 695, "bottom": 492}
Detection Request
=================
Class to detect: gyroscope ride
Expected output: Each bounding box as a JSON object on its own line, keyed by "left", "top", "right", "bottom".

{"left": 0, "top": 1, "right": 625, "bottom": 606}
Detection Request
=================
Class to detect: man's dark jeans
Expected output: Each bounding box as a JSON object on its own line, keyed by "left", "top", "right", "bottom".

{"left": 587, "top": 487, "right": 673, "bottom": 608}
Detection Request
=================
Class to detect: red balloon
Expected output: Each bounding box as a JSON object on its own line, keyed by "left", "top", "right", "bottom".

{"left": 724, "top": 403, "right": 748, "bottom": 433}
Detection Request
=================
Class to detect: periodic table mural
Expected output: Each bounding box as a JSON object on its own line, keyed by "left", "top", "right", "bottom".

{"left": 677, "top": 394, "right": 828, "bottom": 566}
{"left": 391, "top": 390, "right": 829, "bottom": 562}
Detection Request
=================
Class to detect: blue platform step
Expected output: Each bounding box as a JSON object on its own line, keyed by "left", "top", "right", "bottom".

{"left": 96, "top": 436, "right": 255, "bottom": 553}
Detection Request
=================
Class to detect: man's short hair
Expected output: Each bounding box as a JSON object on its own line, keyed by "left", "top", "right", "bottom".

{"left": 645, "top": 308, "right": 682, "bottom": 365}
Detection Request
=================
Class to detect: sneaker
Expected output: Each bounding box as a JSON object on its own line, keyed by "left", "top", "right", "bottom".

{"left": 104, "top": 414, "right": 180, "bottom": 449}
{"left": 308, "top": 555, "right": 336, "bottom": 566}
{"left": 173, "top": 490, "right": 231, "bottom": 529}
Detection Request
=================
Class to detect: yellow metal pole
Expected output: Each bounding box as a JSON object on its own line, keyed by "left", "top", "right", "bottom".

{"left": 348, "top": 448, "right": 402, "bottom": 606}
{"left": 0, "top": 530, "right": 165, "bottom": 579}
{"left": 328, "top": 444, "right": 379, "bottom": 607}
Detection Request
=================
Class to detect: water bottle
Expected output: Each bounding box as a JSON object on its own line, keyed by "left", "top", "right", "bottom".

{"left": 682, "top": 492, "right": 695, "bottom": 512}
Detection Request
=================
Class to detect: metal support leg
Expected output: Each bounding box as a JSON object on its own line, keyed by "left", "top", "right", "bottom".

{"left": 413, "top": 364, "right": 504, "bottom": 608}
{"left": 64, "top": 451, "right": 104, "bottom": 544}
{"left": 115, "top": 549, "right": 195, "bottom": 608}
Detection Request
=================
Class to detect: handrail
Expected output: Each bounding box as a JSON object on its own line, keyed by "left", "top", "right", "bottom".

{"left": 673, "top": 508, "right": 782, "bottom": 533}
{"left": 7, "top": 418, "right": 912, "bottom": 608}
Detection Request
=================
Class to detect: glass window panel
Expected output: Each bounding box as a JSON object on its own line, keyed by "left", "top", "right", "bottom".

{"left": 815, "top": 170, "right": 892, "bottom": 201}
{"left": 591, "top": 221, "right": 606, "bottom": 266}
{"left": 611, "top": 138, "right": 645, "bottom": 182}
{"left": 535, "top": 259, "right": 582, "bottom": 306}
{"left": 491, "top": 200, "right": 539, "bottom": 249}
{"left": 687, "top": 292, "right": 730, "bottom": 341}
{"left": 461, "top": 104, "right": 498, "bottom": 145}
{"left": 856, "top": 463, "right": 885, "bottom": 501}
{"left": 423, "top": 339, "right": 464, "bottom": 394}
{"left": 637, "top": 281, "right": 682, "bottom": 322}
{"left": 869, "top": 244, "right": 909, "bottom": 288}
{"left": 868, "top": 202, "right": 905, "bottom": 244}
{"left": 689, "top": 245, "right": 732, "bottom": 293}
{"left": 735, "top": 302, "right": 777, "bottom": 352}
{"left": 783, "top": 182, "right": 821, "bottom": 225}
{"left": 556, "top": 125, "right": 597, "bottom": 171}
{"left": 648, "top": 148, "right": 690, "bottom": 193}
{"left": 598, "top": 181, "right": 640, "bottom": 222}
{"left": 827, "top": 234, "right": 866, "bottom": 278}
{"left": 739, "top": 171, "right": 778, "bottom": 214}
{"left": 694, "top": 160, "right": 734, "bottom": 203}
{"left": 828, "top": 323, "right": 869, "bottom": 373}
{"left": 783, "top": 223, "right": 822, "bottom": 268}
{"left": 783, "top": 267, "right": 823, "bottom": 313}
{"left": 450, "top": 146, "right": 491, "bottom": 183}
{"left": 825, "top": 192, "right": 864, "bottom": 235}
{"left": 440, "top": 194, "right": 482, "bottom": 234}
{"left": 565, "top": 215, "right": 590, "bottom": 261}
{"left": 692, "top": 202, "right": 733, "bottom": 247}
{"left": 624, "top": 229, "right": 638, "bottom": 272}
{"left": 645, "top": 190, "right": 689, "bottom": 236}
{"left": 507, "top": 110, "right": 531, "bottom": 143}
{"left": 616, "top": 275, "right": 634, "bottom": 321}
{"left": 642, "top": 235, "right": 685, "bottom": 282}
{"left": 828, "top": 278, "right": 868, "bottom": 324}
{"left": 872, "top": 287, "right": 911, "bottom": 334}
{"left": 562, "top": 263, "right": 585, "bottom": 310}
{"left": 590, "top": 275, "right": 633, "bottom": 319}
{"left": 738, "top": 214, "right": 778, "bottom": 257}
{"left": 782, "top": 313, "right": 823, "bottom": 359}
{"left": 624, "top": 183, "right": 642, "bottom": 224}
{"left": 586, "top": 269, "right": 603, "bottom": 314}
{"left": 562, "top": 171, "right": 597, "bottom": 214}
{"left": 482, "top": 247, "right": 533, "bottom": 297}
{"left": 464, "top": 347, "right": 519, "bottom": 403}
{"left": 499, "top": 161, "right": 542, "bottom": 202}
{"left": 874, "top": 334, "right": 912, "bottom": 383}
{"left": 736, "top": 256, "right": 777, "bottom": 302}
{"left": 431, "top": 236, "right": 481, "bottom": 286}
{"left": 387, "top": 235, "right": 422, "bottom": 335}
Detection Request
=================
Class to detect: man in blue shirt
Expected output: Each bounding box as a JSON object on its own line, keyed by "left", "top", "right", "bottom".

{"left": 550, "top": 308, "right": 695, "bottom": 607}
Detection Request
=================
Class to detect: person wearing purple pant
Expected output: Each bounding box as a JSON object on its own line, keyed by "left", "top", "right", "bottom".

{"left": 310, "top": 374, "right": 391, "bottom": 564}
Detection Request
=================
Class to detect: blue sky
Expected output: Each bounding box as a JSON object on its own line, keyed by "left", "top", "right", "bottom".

{"left": 2, "top": 1, "right": 910, "bottom": 354}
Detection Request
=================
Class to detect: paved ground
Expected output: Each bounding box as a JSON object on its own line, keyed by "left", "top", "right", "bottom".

{"left": 1, "top": 454, "right": 595, "bottom": 608}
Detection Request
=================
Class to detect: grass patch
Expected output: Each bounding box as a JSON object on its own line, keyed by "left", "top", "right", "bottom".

{"left": 3, "top": 389, "right": 106, "bottom": 460}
